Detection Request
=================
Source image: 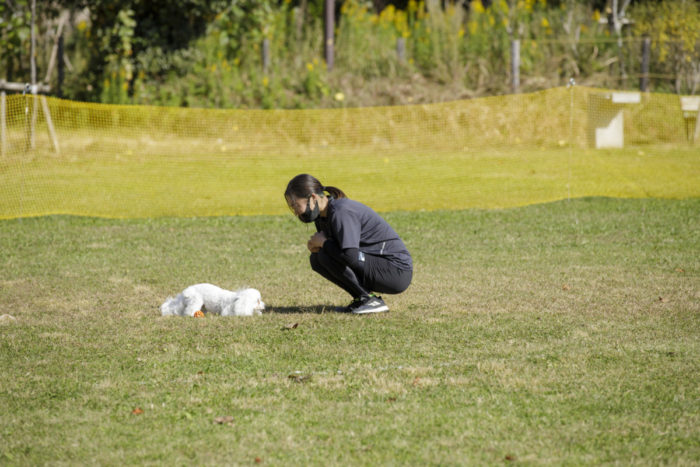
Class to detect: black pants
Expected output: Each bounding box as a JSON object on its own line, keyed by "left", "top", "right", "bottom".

{"left": 309, "top": 241, "right": 412, "bottom": 299}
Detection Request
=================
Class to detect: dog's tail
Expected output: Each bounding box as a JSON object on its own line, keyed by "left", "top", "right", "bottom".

{"left": 160, "top": 293, "right": 186, "bottom": 316}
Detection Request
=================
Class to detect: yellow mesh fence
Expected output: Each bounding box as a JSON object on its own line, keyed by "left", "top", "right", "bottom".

{"left": 0, "top": 86, "right": 698, "bottom": 219}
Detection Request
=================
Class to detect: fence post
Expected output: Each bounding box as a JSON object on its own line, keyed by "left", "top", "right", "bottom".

{"left": 640, "top": 36, "right": 650, "bottom": 92}
{"left": 57, "top": 32, "right": 64, "bottom": 98}
{"left": 511, "top": 39, "right": 520, "bottom": 93}
{"left": 262, "top": 38, "right": 271, "bottom": 73}
{"left": 30, "top": 0, "right": 37, "bottom": 149}
{"left": 397, "top": 37, "right": 406, "bottom": 63}
{"left": 324, "top": 0, "right": 335, "bottom": 70}
{"left": 1, "top": 91, "right": 6, "bottom": 157}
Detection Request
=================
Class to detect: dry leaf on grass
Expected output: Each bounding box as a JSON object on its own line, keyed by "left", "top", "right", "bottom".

{"left": 288, "top": 373, "right": 311, "bottom": 383}
{"left": 282, "top": 322, "right": 299, "bottom": 330}
{"left": 131, "top": 407, "right": 144, "bottom": 415}
{"left": 214, "top": 415, "right": 235, "bottom": 426}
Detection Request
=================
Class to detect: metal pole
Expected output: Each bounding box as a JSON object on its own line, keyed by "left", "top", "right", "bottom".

{"left": 31, "top": 0, "right": 37, "bottom": 87}
{"left": 58, "top": 33, "right": 65, "bottom": 98}
{"left": 1, "top": 91, "right": 6, "bottom": 157}
{"left": 397, "top": 37, "right": 406, "bottom": 64}
{"left": 30, "top": 0, "right": 37, "bottom": 149}
{"left": 640, "top": 36, "right": 650, "bottom": 92}
{"left": 262, "top": 38, "right": 271, "bottom": 73}
{"left": 324, "top": 0, "right": 335, "bottom": 70}
{"left": 511, "top": 39, "right": 520, "bottom": 93}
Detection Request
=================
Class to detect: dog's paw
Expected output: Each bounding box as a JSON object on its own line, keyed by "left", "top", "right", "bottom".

{"left": 193, "top": 310, "right": 205, "bottom": 318}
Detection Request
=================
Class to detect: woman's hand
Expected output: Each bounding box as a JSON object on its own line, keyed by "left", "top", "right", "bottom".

{"left": 307, "top": 232, "right": 327, "bottom": 253}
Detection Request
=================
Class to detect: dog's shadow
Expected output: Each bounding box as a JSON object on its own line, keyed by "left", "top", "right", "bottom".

{"left": 266, "top": 304, "right": 344, "bottom": 314}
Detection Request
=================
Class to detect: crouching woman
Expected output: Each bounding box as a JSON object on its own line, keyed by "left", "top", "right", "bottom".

{"left": 284, "top": 174, "right": 412, "bottom": 314}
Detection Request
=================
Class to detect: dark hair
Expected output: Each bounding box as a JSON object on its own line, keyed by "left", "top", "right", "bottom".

{"left": 285, "top": 174, "right": 346, "bottom": 200}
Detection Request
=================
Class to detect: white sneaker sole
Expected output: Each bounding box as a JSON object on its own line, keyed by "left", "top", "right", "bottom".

{"left": 352, "top": 305, "right": 389, "bottom": 314}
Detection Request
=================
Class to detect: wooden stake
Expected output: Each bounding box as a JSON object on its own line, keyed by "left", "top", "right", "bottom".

{"left": 41, "top": 96, "right": 60, "bottom": 154}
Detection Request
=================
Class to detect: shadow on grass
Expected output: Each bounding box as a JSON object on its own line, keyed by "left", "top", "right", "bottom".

{"left": 266, "top": 304, "right": 345, "bottom": 314}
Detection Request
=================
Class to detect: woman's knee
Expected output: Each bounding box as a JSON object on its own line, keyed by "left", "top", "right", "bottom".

{"left": 309, "top": 252, "right": 321, "bottom": 272}
{"left": 367, "top": 268, "right": 412, "bottom": 295}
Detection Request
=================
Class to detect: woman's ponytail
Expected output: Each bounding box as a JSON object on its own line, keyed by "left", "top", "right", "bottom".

{"left": 285, "top": 174, "right": 346, "bottom": 200}
{"left": 323, "top": 185, "right": 346, "bottom": 199}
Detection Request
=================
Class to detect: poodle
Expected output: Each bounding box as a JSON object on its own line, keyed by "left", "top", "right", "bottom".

{"left": 160, "top": 283, "right": 265, "bottom": 317}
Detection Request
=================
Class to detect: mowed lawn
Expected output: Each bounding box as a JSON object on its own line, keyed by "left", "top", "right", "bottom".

{"left": 2, "top": 145, "right": 699, "bottom": 218}
{"left": 0, "top": 198, "right": 698, "bottom": 464}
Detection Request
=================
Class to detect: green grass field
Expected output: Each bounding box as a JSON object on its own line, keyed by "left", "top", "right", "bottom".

{"left": 2, "top": 145, "right": 699, "bottom": 219}
{"left": 1, "top": 197, "right": 698, "bottom": 464}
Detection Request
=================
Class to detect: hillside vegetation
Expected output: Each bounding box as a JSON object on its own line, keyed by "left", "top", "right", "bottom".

{"left": 1, "top": 0, "right": 699, "bottom": 108}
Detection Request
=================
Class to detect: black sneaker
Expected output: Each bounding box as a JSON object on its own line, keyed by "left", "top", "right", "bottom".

{"left": 351, "top": 294, "right": 389, "bottom": 314}
{"left": 341, "top": 297, "right": 363, "bottom": 313}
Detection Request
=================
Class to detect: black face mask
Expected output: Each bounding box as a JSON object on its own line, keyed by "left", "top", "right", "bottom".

{"left": 298, "top": 196, "right": 320, "bottom": 223}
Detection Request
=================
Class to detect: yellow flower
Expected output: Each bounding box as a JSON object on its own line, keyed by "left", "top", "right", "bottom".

{"left": 306, "top": 62, "right": 314, "bottom": 71}
{"left": 262, "top": 76, "right": 269, "bottom": 87}
{"left": 471, "top": 0, "right": 485, "bottom": 14}
{"left": 334, "top": 92, "right": 345, "bottom": 101}
{"left": 593, "top": 10, "right": 601, "bottom": 22}
{"left": 381, "top": 4, "right": 395, "bottom": 23}
{"left": 541, "top": 17, "right": 550, "bottom": 28}
{"left": 417, "top": 1, "right": 427, "bottom": 20}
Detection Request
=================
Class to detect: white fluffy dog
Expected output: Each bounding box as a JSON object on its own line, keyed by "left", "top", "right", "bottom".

{"left": 160, "top": 283, "right": 265, "bottom": 317}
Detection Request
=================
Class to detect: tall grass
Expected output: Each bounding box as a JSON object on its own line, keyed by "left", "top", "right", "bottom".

{"left": 0, "top": 198, "right": 698, "bottom": 464}
{"left": 108, "top": 0, "right": 700, "bottom": 109}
